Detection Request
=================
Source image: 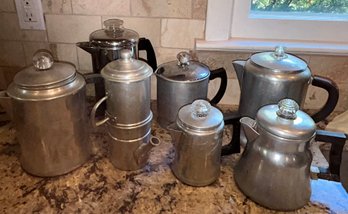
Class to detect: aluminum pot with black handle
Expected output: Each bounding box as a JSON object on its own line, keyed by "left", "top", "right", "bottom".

{"left": 235, "top": 99, "right": 316, "bottom": 211}
{"left": 233, "top": 46, "right": 338, "bottom": 121}
{"left": 168, "top": 99, "right": 224, "bottom": 186}
{"left": 155, "top": 52, "right": 227, "bottom": 129}
{"left": 0, "top": 50, "right": 92, "bottom": 177}
{"left": 77, "top": 19, "right": 157, "bottom": 115}
{"left": 90, "top": 50, "right": 160, "bottom": 171}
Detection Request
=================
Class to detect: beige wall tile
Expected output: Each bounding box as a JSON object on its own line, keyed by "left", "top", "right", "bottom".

{"left": 23, "top": 42, "right": 50, "bottom": 65}
{"left": 49, "top": 43, "right": 78, "bottom": 68}
{"left": 0, "top": 41, "right": 25, "bottom": 67}
{"left": 76, "top": 47, "right": 93, "bottom": 72}
{"left": 308, "top": 55, "right": 348, "bottom": 84}
{"left": 0, "top": 13, "right": 47, "bottom": 41}
{"left": 131, "top": 0, "right": 191, "bottom": 18}
{"left": 192, "top": 0, "right": 207, "bottom": 19}
{"left": 72, "top": 0, "right": 130, "bottom": 16}
{"left": 161, "top": 19, "right": 204, "bottom": 49}
{"left": 208, "top": 78, "right": 240, "bottom": 105}
{"left": 102, "top": 17, "right": 161, "bottom": 47}
{"left": 42, "top": 0, "right": 73, "bottom": 14}
{"left": 0, "top": 0, "right": 16, "bottom": 12}
{"left": 46, "top": 14, "right": 101, "bottom": 43}
{"left": 0, "top": 67, "right": 21, "bottom": 90}
{"left": 155, "top": 48, "right": 188, "bottom": 65}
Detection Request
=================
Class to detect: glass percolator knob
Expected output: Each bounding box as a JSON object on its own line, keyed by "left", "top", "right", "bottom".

{"left": 32, "top": 50, "right": 54, "bottom": 71}
{"left": 276, "top": 99, "right": 299, "bottom": 120}
{"left": 191, "top": 99, "right": 211, "bottom": 119}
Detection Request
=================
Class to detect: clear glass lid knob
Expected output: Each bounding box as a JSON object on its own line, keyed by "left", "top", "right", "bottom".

{"left": 104, "top": 19, "right": 123, "bottom": 32}
{"left": 273, "top": 46, "right": 287, "bottom": 60}
{"left": 276, "top": 99, "right": 299, "bottom": 120}
{"left": 32, "top": 50, "right": 54, "bottom": 70}
{"left": 177, "top": 51, "right": 191, "bottom": 66}
{"left": 191, "top": 100, "right": 211, "bottom": 119}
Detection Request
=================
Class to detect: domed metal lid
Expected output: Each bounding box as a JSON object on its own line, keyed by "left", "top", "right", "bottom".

{"left": 101, "top": 49, "right": 152, "bottom": 82}
{"left": 155, "top": 52, "right": 210, "bottom": 82}
{"left": 256, "top": 99, "right": 316, "bottom": 140}
{"left": 250, "top": 46, "right": 308, "bottom": 73}
{"left": 89, "top": 19, "right": 139, "bottom": 48}
{"left": 13, "top": 50, "right": 76, "bottom": 89}
{"left": 177, "top": 100, "right": 224, "bottom": 131}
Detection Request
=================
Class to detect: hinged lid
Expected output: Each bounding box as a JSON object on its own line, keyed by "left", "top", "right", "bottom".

{"left": 177, "top": 100, "right": 223, "bottom": 131}
{"left": 89, "top": 19, "right": 139, "bottom": 48}
{"left": 256, "top": 99, "right": 316, "bottom": 140}
{"left": 250, "top": 46, "right": 308, "bottom": 73}
{"left": 13, "top": 50, "right": 76, "bottom": 89}
{"left": 101, "top": 49, "right": 152, "bottom": 82}
{"left": 155, "top": 52, "right": 210, "bottom": 82}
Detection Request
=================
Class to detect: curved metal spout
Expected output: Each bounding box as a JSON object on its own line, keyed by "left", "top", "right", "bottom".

{"left": 76, "top": 42, "right": 98, "bottom": 54}
{"left": 134, "top": 136, "right": 161, "bottom": 166}
{"left": 232, "top": 60, "right": 246, "bottom": 88}
{"left": 240, "top": 117, "right": 259, "bottom": 144}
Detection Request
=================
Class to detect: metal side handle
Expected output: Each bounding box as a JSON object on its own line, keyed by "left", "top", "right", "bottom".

{"left": 90, "top": 96, "right": 109, "bottom": 127}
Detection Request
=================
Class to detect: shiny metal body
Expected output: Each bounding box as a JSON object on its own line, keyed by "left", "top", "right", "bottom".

{"left": 13, "top": 75, "right": 90, "bottom": 177}
{"left": 234, "top": 100, "right": 316, "bottom": 211}
{"left": 91, "top": 50, "right": 159, "bottom": 171}
{"left": 4, "top": 50, "right": 91, "bottom": 177}
{"left": 233, "top": 60, "right": 311, "bottom": 118}
{"left": 169, "top": 100, "right": 224, "bottom": 186}
{"left": 156, "top": 77, "right": 208, "bottom": 128}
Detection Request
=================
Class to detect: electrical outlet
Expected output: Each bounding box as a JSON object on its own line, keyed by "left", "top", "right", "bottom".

{"left": 15, "top": 0, "right": 45, "bottom": 30}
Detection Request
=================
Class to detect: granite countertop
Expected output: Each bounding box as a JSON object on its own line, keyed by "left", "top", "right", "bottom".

{"left": 0, "top": 106, "right": 333, "bottom": 214}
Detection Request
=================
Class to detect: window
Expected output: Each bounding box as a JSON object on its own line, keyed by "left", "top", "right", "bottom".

{"left": 197, "top": 0, "right": 348, "bottom": 54}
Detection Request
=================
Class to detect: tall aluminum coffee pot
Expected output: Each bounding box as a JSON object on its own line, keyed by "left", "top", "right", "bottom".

{"left": 234, "top": 99, "right": 316, "bottom": 211}
{"left": 169, "top": 100, "right": 224, "bottom": 186}
{"left": 77, "top": 19, "right": 157, "bottom": 114}
{"left": 0, "top": 50, "right": 91, "bottom": 177}
{"left": 233, "top": 46, "right": 338, "bottom": 121}
{"left": 155, "top": 52, "right": 227, "bottom": 128}
{"left": 91, "top": 50, "right": 159, "bottom": 171}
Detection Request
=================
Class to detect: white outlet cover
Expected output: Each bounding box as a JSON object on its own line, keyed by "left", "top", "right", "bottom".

{"left": 15, "top": 0, "right": 46, "bottom": 30}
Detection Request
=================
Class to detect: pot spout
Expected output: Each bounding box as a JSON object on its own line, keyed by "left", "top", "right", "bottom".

{"left": 76, "top": 42, "right": 98, "bottom": 54}
{"left": 232, "top": 60, "right": 246, "bottom": 88}
{"left": 0, "top": 91, "right": 13, "bottom": 120}
{"left": 134, "top": 136, "right": 161, "bottom": 166}
{"left": 240, "top": 117, "right": 259, "bottom": 143}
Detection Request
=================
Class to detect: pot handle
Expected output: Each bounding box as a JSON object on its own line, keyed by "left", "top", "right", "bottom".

{"left": 138, "top": 37, "right": 157, "bottom": 71}
{"left": 90, "top": 96, "right": 109, "bottom": 127}
{"left": 311, "top": 75, "right": 339, "bottom": 123}
{"left": 209, "top": 67, "right": 228, "bottom": 104}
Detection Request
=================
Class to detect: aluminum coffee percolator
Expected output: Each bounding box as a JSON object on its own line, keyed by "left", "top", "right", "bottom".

{"left": 234, "top": 99, "right": 316, "bottom": 211}
{"left": 169, "top": 100, "right": 224, "bottom": 186}
{"left": 91, "top": 49, "right": 159, "bottom": 171}
{"left": 77, "top": 19, "right": 157, "bottom": 115}
{"left": 0, "top": 50, "right": 91, "bottom": 177}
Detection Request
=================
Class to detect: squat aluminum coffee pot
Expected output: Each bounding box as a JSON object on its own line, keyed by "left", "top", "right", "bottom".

{"left": 169, "top": 100, "right": 224, "bottom": 186}
{"left": 235, "top": 99, "right": 316, "bottom": 211}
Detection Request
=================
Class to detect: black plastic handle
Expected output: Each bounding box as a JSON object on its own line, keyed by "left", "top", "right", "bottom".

{"left": 311, "top": 75, "right": 339, "bottom": 123}
{"left": 138, "top": 37, "right": 157, "bottom": 71}
{"left": 209, "top": 67, "right": 228, "bottom": 105}
{"left": 221, "top": 111, "right": 241, "bottom": 156}
{"left": 315, "top": 130, "right": 346, "bottom": 176}
{"left": 83, "top": 73, "right": 106, "bottom": 116}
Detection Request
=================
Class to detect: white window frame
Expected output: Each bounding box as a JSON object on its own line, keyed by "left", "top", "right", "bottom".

{"left": 196, "top": 0, "right": 348, "bottom": 55}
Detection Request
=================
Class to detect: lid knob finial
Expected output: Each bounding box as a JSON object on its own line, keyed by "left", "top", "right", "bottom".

{"left": 32, "top": 50, "right": 54, "bottom": 71}
{"left": 191, "top": 100, "right": 211, "bottom": 119}
{"left": 276, "top": 99, "right": 299, "bottom": 120}
{"left": 177, "top": 52, "right": 191, "bottom": 67}
{"left": 120, "top": 49, "right": 133, "bottom": 60}
{"left": 273, "top": 46, "right": 286, "bottom": 60}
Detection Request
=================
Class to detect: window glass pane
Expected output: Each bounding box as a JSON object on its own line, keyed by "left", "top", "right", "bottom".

{"left": 251, "top": 0, "right": 348, "bottom": 14}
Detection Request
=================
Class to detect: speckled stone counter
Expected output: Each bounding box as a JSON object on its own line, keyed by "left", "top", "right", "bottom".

{"left": 0, "top": 106, "right": 330, "bottom": 214}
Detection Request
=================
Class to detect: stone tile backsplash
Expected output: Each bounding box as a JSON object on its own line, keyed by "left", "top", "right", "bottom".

{"left": 0, "top": 0, "right": 347, "bottom": 112}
